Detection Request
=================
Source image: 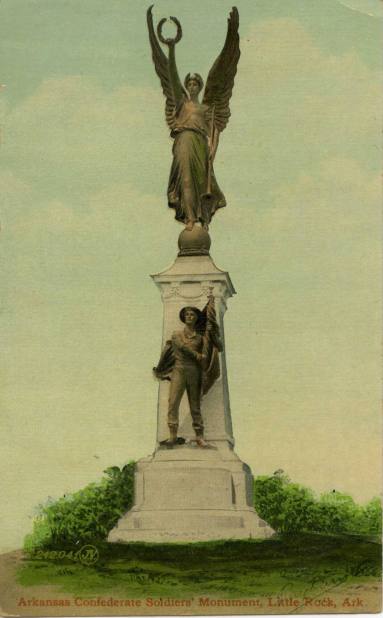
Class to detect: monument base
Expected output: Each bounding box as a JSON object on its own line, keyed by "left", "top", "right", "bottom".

{"left": 108, "top": 443, "right": 274, "bottom": 543}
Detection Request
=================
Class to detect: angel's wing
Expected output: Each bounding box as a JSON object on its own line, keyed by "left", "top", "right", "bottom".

{"left": 202, "top": 7, "right": 240, "bottom": 133}
{"left": 147, "top": 6, "right": 182, "bottom": 130}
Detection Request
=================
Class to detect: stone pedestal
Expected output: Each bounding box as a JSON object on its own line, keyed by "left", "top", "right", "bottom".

{"left": 108, "top": 443, "right": 272, "bottom": 542}
{"left": 108, "top": 238, "right": 274, "bottom": 542}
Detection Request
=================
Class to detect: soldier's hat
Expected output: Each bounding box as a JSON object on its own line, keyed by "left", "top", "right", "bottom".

{"left": 179, "top": 306, "right": 203, "bottom": 324}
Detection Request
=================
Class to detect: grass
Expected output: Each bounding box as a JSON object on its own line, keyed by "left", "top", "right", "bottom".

{"left": 17, "top": 533, "right": 381, "bottom": 600}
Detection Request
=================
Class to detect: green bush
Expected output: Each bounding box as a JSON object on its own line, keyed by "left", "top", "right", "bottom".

{"left": 254, "top": 470, "right": 382, "bottom": 536}
{"left": 24, "top": 463, "right": 134, "bottom": 551}
{"left": 25, "top": 464, "right": 381, "bottom": 551}
{"left": 361, "top": 497, "right": 382, "bottom": 535}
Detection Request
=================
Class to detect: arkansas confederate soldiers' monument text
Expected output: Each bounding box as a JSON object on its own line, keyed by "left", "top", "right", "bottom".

{"left": 108, "top": 6, "right": 274, "bottom": 542}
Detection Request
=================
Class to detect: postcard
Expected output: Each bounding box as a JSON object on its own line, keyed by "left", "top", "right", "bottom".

{"left": 0, "top": 0, "right": 381, "bottom": 615}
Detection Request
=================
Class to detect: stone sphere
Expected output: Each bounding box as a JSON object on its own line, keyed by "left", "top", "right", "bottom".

{"left": 178, "top": 226, "right": 211, "bottom": 256}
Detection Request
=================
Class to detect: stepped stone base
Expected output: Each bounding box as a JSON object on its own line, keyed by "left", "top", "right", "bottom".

{"left": 108, "top": 443, "right": 274, "bottom": 543}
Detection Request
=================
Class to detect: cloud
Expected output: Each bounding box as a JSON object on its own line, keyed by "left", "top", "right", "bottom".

{"left": 265, "top": 157, "right": 380, "bottom": 237}
{"left": 247, "top": 157, "right": 381, "bottom": 298}
{"left": 240, "top": 18, "right": 379, "bottom": 94}
{"left": 223, "top": 156, "right": 380, "bottom": 378}
{"left": 230, "top": 157, "right": 381, "bottom": 386}
{"left": 2, "top": 76, "right": 170, "bottom": 198}
{"left": 3, "top": 177, "right": 178, "bottom": 309}
{"left": 3, "top": 18, "right": 380, "bottom": 304}
{"left": 3, "top": 18, "right": 380, "bottom": 211}
{"left": 9, "top": 184, "right": 158, "bottom": 235}
{"left": 222, "top": 18, "right": 381, "bottom": 198}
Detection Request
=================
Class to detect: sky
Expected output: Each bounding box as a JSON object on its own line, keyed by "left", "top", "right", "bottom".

{"left": 0, "top": 0, "right": 381, "bottom": 553}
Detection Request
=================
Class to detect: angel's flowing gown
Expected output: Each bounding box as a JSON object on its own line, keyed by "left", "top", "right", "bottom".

{"left": 167, "top": 99, "right": 226, "bottom": 225}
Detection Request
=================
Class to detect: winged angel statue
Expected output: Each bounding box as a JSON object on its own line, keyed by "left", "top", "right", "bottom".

{"left": 147, "top": 6, "right": 240, "bottom": 231}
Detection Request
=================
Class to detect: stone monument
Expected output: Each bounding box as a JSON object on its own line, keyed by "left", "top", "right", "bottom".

{"left": 107, "top": 6, "right": 274, "bottom": 543}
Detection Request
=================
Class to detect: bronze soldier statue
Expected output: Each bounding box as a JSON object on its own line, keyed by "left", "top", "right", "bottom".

{"left": 154, "top": 294, "right": 222, "bottom": 447}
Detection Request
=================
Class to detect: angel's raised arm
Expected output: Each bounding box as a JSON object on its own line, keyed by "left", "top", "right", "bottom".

{"left": 147, "top": 6, "right": 185, "bottom": 116}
